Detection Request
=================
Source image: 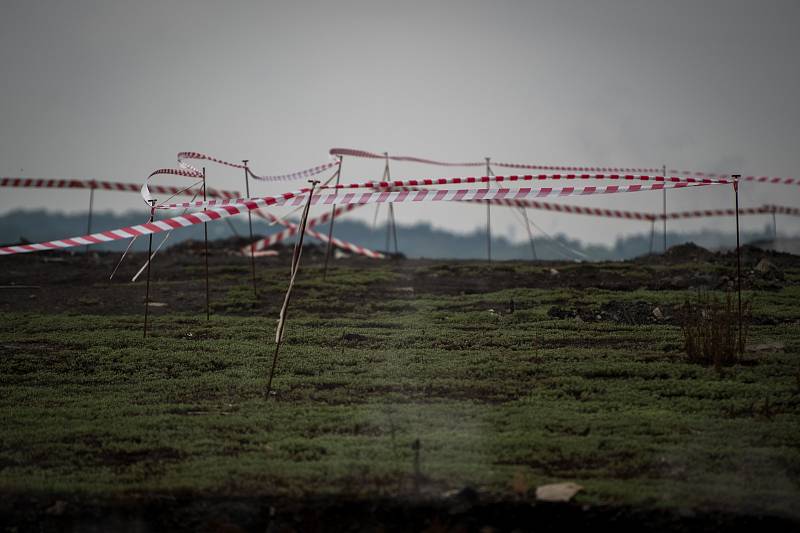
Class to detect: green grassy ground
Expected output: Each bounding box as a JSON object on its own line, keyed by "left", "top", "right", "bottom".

{"left": 1, "top": 261, "right": 799, "bottom": 518}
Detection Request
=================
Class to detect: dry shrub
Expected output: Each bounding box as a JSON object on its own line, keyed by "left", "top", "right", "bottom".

{"left": 679, "top": 291, "right": 751, "bottom": 369}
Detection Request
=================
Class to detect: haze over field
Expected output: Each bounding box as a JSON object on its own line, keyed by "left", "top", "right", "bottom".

{"left": 1, "top": 0, "right": 799, "bottom": 246}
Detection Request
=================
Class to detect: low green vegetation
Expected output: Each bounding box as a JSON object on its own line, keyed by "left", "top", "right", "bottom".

{"left": 1, "top": 260, "right": 799, "bottom": 518}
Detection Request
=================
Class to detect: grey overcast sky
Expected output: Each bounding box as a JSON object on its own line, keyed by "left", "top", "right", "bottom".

{"left": 1, "top": 0, "right": 799, "bottom": 245}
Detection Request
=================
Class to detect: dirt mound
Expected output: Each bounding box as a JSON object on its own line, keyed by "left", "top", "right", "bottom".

{"left": 720, "top": 244, "right": 798, "bottom": 269}
{"left": 663, "top": 242, "right": 716, "bottom": 262}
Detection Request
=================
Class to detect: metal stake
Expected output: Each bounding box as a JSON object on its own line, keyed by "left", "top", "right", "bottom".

{"left": 243, "top": 160, "right": 258, "bottom": 298}
{"left": 772, "top": 206, "right": 778, "bottom": 241}
{"left": 389, "top": 204, "right": 398, "bottom": 254}
{"left": 521, "top": 208, "right": 537, "bottom": 260}
{"left": 203, "top": 167, "right": 210, "bottom": 321}
{"left": 733, "top": 175, "right": 743, "bottom": 355}
{"left": 143, "top": 200, "right": 156, "bottom": 338}
{"left": 662, "top": 164, "right": 667, "bottom": 252}
{"left": 85, "top": 182, "right": 95, "bottom": 255}
{"left": 266, "top": 180, "right": 319, "bottom": 398}
{"left": 383, "top": 152, "right": 399, "bottom": 255}
{"left": 486, "top": 157, "right": 492, "bottom": 262}
{"left": 323, "top": 157, "right": 343, "bottom": 279}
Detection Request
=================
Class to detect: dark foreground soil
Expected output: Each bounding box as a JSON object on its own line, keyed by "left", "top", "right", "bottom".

{"left": 2, "top": 494, "right": 798, "bottom": 533}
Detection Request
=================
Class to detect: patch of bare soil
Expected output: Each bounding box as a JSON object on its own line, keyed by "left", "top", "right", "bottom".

{"left": 0, "top": 240, "right": 796, "bottom": 316}
{"left": 548, "top": 300, "right": 676, "bottom": 325}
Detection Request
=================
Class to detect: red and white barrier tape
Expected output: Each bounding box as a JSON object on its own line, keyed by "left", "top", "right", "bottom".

{"left": 741, "top": 175, "right": 800, "bottom": 187}
{"left": 494, "top": 161, "right": 661, "bottom": 173}
{"left": 330, "top": 147, "right": 660, "bottom": 173}
{"left": 155, "top": 173, "right": 729, "bottom": 211}
{"left": 662, "top": 206, "right": 769, "bottom": 220}
{"left": 248, "top": 203, "right": 360, "bottom": 251}
{"left": 176, "top": 151, "right": 245, "bottom": 170}
{"left": 3, "top": 175, "right": 780, "bottom": 223}
{"left": 330, "top": 147, "right": 484, "bottom": 168}
{"left": 1, "top": 176, "right": 241, "bottom": 199}
{"left": 142, "top": 152, "right": 243, "bottom": 205}
{"left": 483, "top": 198, "right": 654, "bottom": 221}
{"left": 494, "top": 200, "right": 783, "bottom": 221}
{"left": 1, "top": 171, "right": 379, "bottom": 259}
{"left": 668, "top": 170, "right": 800, "bottom": 187}
{"left": 393, "top": 183, "right": 780, "bottom": 222}
{"left": 381, "top": 182, "right": 786, "bottom": 222}
{"left": 247, "top": 160, "right": 340, "bottom": 182}
{"left": 773, "top": 205, "right": 800, "bottom": 216}
{"left": 142, "top": 152, "right": 339, "bottom": 205}
{"left": 333, "top": 148, "right": 800, "bottom": 186}
{"left": 330, "top": 173, "right": 728, "bottom": 189}
{"left": 0, "top": 181, "right": 717, "bottom": 256}
{"left": 179, "top": 150, "right": 342, "bottom": 182}
{"left": 248, "top": 205, "right": 384, "bottom": 259}
{"left": 142, "top": 168, "right": 204, "bottom": 206}
{"left": 382, "top": 183, "right": 657, "bottom": 221}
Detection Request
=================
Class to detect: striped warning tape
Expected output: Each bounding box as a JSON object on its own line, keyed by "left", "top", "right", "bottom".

{"left": 491, "top": 200, "right": 782, "bottom": 221}
{"left": 0, "top": 176, "right": 241, "bottom": 199}
{"left": 390, "top": 183, "right": 780, "bottom": 222}
{"left": 662, "top": 206, "right": 770, "bottom": 220}
{"left": 0, "top": 181, "right": 717, "bottom": 256}
{"left": 329, "top": 147, "right": 660, "bottom": 173}
{"left": 247, "top": 160, "right": 340, "bottom": 182}
{"left": 330, "top": 147, "right": 484, "bottom": 168}
{"left": 332, "top": 148, "right": 800, "bottom": 187}
{"left": 142, "top": 152, "right": 337, "bottom": 205}
{"left": 178, "top": 150, "right": 340, "bottom": 182}
{"left": 248, "top": 203, "right": 360, "bottom": 250}
{"left": 248, "top": 204, "right": 383, "bottom": 258}
{"left": 668, "top": 170, "right": 800, "bottom": 187}
{"left": 0, "top": 171, "right": 377, "bottom": 259}
{"left": 176, "top": 151, "right": 245, "bottom": 170}
{"left": 324, "top": 173, "right": 729, "bottom": 188}
{"left": 155, "top": 173, "right": 725, "bottom": 211}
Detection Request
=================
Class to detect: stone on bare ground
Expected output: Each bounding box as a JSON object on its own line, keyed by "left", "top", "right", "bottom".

{"left": 535, "top": 482, "right": 584, "bottom": 503}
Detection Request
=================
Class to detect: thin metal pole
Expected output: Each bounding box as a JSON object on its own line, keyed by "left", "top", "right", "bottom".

{"left": 385, "top": 209, "right": 391, "bottom": 252}
{"left": 223, "top": 217, "right": 240, "bottom": 237}
{"left": 143, "top": 200, "right": 156, "bottom": 339}
{"left": 772, "top": 207, "right": 778, "bottom": 241}
{"left": 486, "top": 157, "right": 492, "bottom": 262}
{"left": 243, "top": 160, "right": 258, "bottom": 299}
{"left": 390, "top": 204, "right": 398, "bottom": 255}
{"left": 85, "top": 182, "right": 95, "bottom": 254}
{"left": 383, "top": 152, "right": 399, "bottom": 255}
{"left": 266, "top": 180, "right": 319, "bottom": 398}
{"left": 521, "top": 208, "right": 537, "bottom": 260}
{"left": 662, "top": 164, "right": 667, "bottom": 252}
{"left": 733, "top": 175, "right": 743, "bottom": 355}
{"left": 203, "top": 167, "right": 210, "bottom": 321}
{"left": 323, "top": 157, "right": 343, "bottom": 279}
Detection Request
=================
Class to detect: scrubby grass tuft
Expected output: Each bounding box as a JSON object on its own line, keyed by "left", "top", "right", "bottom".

{"left": 679, "top": 291, "right": 751, "bottom": 369}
